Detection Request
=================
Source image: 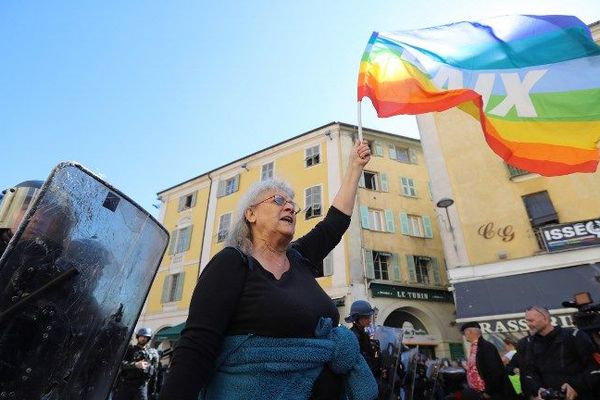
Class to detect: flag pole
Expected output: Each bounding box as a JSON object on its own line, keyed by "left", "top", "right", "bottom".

{"left": 357, "top": 100, "right": 364, "bottom": 143}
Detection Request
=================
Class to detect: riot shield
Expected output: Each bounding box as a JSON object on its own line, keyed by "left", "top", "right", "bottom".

{"left": 0, "top": 162, "right": 169, "bottom": 400}
{"left": 372, "top": 326, "right": 404, "bottom": 400}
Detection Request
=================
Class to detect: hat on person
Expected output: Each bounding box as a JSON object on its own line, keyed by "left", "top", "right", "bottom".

{"left": 344, "top": 300, "right": 375, "bottom": 323}
{"left": 459, "top": 321, "right": 481, "bottom": 333}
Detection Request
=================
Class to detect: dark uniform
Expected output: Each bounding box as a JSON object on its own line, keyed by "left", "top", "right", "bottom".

{"left": 351, "top": 324, "right": 381, "bottom": 379}
{"left": 521, "top": 326, "right": 600, "bottom": 400}
{"left": 113, "top": 343, "right": 159, "bottom": 400}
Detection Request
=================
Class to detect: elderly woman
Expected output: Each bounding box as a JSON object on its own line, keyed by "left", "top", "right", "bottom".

{"left": 160, "top": 140, "right": 376, "bottom": 400}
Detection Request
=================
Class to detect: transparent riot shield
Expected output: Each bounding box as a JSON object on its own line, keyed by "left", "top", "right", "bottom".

{"left": 0, "top": 162, "right": 169, "bottom": 400}
{"left": 372, "top": 325, "right": 404, "bottom": 400}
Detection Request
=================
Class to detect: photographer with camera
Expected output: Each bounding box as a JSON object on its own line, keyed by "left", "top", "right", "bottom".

{"left": 520, "top": 305, "right": 600, "bottom": 400}
{"left": 113, "top": 327, "right": 159, "bottom": 400}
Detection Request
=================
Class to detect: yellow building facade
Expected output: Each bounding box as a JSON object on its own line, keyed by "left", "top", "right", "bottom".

{"left": 137, "top": 122, "right": 462, "bottom": 358}
{"left": 417, "top": 22, "right": 600, "bottom": 345}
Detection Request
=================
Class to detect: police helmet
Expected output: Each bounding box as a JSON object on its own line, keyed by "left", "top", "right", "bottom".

{"left": 344, "top": 300, "right": 375, "bottom": 323}
{"left": 136, "top": 327, "right": 152, "bottom": 338}
{"left": 0, "top": 180, "right": 44, "bottom": 233}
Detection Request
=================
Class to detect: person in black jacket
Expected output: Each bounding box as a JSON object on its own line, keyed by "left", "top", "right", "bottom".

{"left": 345, "top": 300, "right": 381, "bottom": 380}
{"left": 113, "top": 328, "right": 159, "bottom": 400}
{"left": 520, "top": 305, "right": 600, "bottom": 400}
{"left": 460, "top": 321, "right": 517, "bottom": 400}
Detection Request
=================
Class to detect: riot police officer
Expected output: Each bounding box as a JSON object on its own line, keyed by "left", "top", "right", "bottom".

{"left": 114, "top": 327, "right": 159, "bottom": 400}
{"left": 0, "top": 180, "right": 43, "bottom": 255}
{"left": 0, "top": 165, "right": 169, "bottom": 399}
{"left": 345, "top": 300, "right": 382, "bottom": 380}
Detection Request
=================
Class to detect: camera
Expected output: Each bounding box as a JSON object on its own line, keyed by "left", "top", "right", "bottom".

{"left": 561, "top": 292, "right": 600, "bottom": 333}
{"left": 539, "top": 388, "right": 566, "bottom": 399}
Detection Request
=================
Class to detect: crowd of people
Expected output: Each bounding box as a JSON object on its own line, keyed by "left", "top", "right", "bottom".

{"left": 143, "top": 297, "right": 599, "bottom": 400}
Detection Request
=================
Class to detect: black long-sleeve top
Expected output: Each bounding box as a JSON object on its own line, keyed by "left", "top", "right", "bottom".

{"left": 159, "top": 206, "right": 350, "bottom": 400}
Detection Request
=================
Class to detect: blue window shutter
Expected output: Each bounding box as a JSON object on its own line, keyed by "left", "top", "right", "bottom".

{"left": 399, "top": 212, "right": 410, "bottom": 235}
{"left": 359, "top": 205, "right": 370, "bottom": 229}
{"left": 385, "top": 209, "right": 395, "bottom": 233}
{"left": 359, "top": 172, "right": 365, "bottom": 188}
{"left": 375, "top": 142, "right": 383, "bottom": 156}
{"left": 364, "top": 249, "right": 375, "bottom": 279}
{"left": 409, "top": 148, "right": 418, "bottom": 164}
{"left": 391, "top": 253, "right": 401, "bottom": 281}
{"left": 406, "top": 255, "right": 417, "bottom": 282}
{"left": 216, "top": 181, "right": 225, "bottom": 197}
{"left": 174, "top": 272, "right": 185, "bottom": 301}
{"left": 161, "top": 275, "right": 171, "bottom": 303}
{"left": 191, "top": 191, "right": 197, "bottom": 207}
{"left": 168, "top": 230, "right": 177, "bottom": 254}
{"left": 380, "top": 173, "right": 389, "bottom": 192}
{"left": 431, "top": 257, "right": 441, "bottom": 285}
{"left": 233, "top": 174, "right": 240, "bottom": 193}
{"left": 179, "top": 226, "right": 192, "bottom": 252}
{"left": 423, "top": 215, "right": 433, "bottom": 238}
{"left": 178, "top": 196, "right": 185, "bottom": 211}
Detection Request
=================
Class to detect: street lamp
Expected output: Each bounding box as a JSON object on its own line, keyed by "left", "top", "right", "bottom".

{"left": 436, "top": 197, "right": 455, "bottom": 231}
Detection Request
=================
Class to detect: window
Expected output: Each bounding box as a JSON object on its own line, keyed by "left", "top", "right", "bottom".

{"left": 373, "top": 251, "right": 390, "bottom": 280}
{"left": 168, "top": 225, "right": 193, "bottom": 255}
{"left": 364, "top": 171, "right": 379, "bottom": 191}
{"left": 360, "top": 171, "right": 389, "bottom": 192}
{"left": 304, "top": 186, "right": 322, "bottom": 219}
{"left": 389, "top": 144, "right": 417, "bottom": 164}
{"left": 261, "top": 162, "right": 274, "bottom": 181}
{"left": 177, "top": 191, "right": 197, "bottom": 211}
{"left": 408, "top": 215, "right": 424, "bottom": 237}
{"left": 406, "top": 255, "right": 441, "bottom": 286}
{"left": 364, "top": 249, "right": 401, "bottom": 281}
{"left": 400, "top": 177, "right": 417, "bottom": 197}
{"left": 359, "top": 206, "right": 395, "bottom": 232}
{"left": 161, "top": 272, "right": 185, "bottom": 303}
{"left": 522, "top": 191, "right": 558, "bottom": 227}
{"left": 415, "top": 257, "right": 430, "bottom": 284}
{"left": 399, "top": 212, "right": 433, "bottom": 238}
{"left": 371, "top": 141, "right": 384, "bottom": 157}
{"left": 316, "top": 251, "right": 334, "bottom": 277}
{"left": 305, "top": 145, "right": 320, "bottom": 167}
{"left": 217, "top": 175, "right": 240, "bottom": 197}
{"left": 217, "top": 213, "right": 231, "bottom": 242}
{"left": 368, "top": 209, "right": 385, "bottom": 232}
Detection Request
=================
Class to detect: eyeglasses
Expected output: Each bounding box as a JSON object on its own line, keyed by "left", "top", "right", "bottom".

{"left": 252, "top": 194, "right": 301, "bottom": 215}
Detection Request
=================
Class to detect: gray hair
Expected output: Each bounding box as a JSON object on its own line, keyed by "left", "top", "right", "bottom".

{"left": 225, "top": 178, "right": 295, "bottom": 255}
{"left": 525, "top": 305, "right": 551, "bottom": 319}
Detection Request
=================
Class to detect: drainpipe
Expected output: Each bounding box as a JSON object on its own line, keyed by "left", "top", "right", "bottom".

{"left": 197, "top": 173, "right": 213, "bottom": 278}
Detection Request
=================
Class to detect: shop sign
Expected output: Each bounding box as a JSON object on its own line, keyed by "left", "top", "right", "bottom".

{"left": 370, "top": 283, "right": 454, "bottom": 303}
{"left": 476, "top": 313, "right": 575, "bottom": 334}
{"left": 540, "top": 218, "right": 600, "bottom": 252}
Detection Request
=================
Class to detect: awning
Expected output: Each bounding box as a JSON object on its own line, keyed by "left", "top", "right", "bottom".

{"left": 453, "top": 263, "right": 600, "bottom": 320}
{"left": 154, "top": 322, "right": 185, "bottom": 342}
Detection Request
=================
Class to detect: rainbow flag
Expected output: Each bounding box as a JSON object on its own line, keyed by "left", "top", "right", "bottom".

{"left": 358, "top": 15, "right": 600, "bottom": 176}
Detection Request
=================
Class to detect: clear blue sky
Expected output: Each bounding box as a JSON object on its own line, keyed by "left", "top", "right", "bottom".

{"left": 2, "top": 1, "right": 598, "bottom": 214}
